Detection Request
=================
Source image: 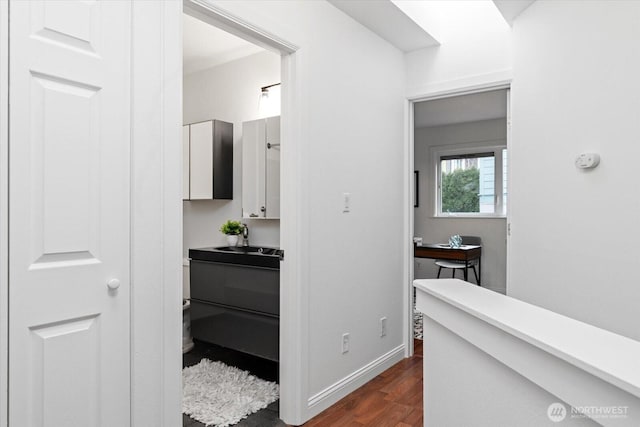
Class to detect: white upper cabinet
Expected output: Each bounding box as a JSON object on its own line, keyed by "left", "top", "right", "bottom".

{"left": 189, "top": 121, "right": 214, "bottom": 200}
{"left": 183, "top": 120, "right": 233, "bottom": 200}
{"left": 242, "top": 116, "right": 280, "bottom": 219}
{"left": 265, "top": 116, "right": 281, "bottom": 218}
{"left": 242, "top": 118, "right": 265, "bottom": 216}
{"left": 182, "top": 125, "right": 190, "bottom": 200}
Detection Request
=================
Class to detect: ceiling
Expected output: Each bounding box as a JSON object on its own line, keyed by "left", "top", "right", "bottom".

{"left": 183, "top": 4, "right": 516, "bottom": 125}
{"left": 183, "top": 13, "right": 264, "bottom": 76}
{"left": 183, "top": 1, "right": 536, "bottom": 75}
{"left": 327, "top": 1, "right": 536, "bottom": 53}
{"left": 492, "top": 0, "right": 536, "bottom": 25}
{"left": 327, "top": 0, "right": 439, "bottom": 52}
{"left": 414, "top": 89, "right": 507, "bottom": 128}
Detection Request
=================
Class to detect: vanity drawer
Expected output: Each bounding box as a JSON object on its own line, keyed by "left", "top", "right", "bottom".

{"left": 190, "top": 300, "right": 279, "bottom": 362}
{"left": 190, "top": 260, "right": 279, "bottom": 316}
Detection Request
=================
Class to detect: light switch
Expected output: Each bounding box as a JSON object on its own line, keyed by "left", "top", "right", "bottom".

{"left": 343, "top": 192, "right": 351, "bottom": 213}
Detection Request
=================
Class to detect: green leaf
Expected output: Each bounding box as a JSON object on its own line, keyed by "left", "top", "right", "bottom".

{"left": 220, "top": 220, "right": 244, "bottom": 235}
{"left": 442, "top": 168, "right": 479, "bottom": 213}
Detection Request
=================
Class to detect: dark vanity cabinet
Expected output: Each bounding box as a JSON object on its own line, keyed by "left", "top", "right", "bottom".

{"left": 189, "top": 247, "right": 280, "bottom": 362}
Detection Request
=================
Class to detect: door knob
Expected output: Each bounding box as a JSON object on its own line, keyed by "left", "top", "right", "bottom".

{"left": 107, "top": 278, "right": 121, "bottom": 290}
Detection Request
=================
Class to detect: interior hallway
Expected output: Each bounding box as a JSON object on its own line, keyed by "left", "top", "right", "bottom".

{"left": 304, "top": 340, "right": 423, "bottom": 426}
{"left": 182, "top": 339, "right": 423, "bottom": 426}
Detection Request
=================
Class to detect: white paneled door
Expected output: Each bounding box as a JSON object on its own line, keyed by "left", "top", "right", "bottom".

{"left": 9, "top": 1, "right": 131, "bottom": 426}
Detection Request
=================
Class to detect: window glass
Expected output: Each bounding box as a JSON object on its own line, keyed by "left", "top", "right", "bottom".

{"left": 437, "top": 147, "right": 506, "bottom": 216}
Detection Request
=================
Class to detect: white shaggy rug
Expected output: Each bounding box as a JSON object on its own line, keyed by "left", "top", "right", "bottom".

{"left": 182, "top": 359, "right": 279, "bottom": 427}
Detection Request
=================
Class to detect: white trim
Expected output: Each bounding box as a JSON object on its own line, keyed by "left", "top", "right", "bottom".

{"left": 404, "top": 99, "right": 415, "bottom": 358}
{"left": 279, "top": 52, "right": 308, "bottom": 425}
{"left": 0, "top": 1, "right": 8, "bottom": 425}
{"left": 429, "top": 215, "right": 507, "bottom": 220}
{"left": 505, "top": 88, "right": 512, "bottom": 293}
{"left": 130, "top": 1, "right": 183, "bottom": 426}
{"left": 405, "top": 80, "right": 512, "bottom": 353}
{"left": 432, "top": 141, "right": 507, "bottom": 218}
{"left": 307, "top": 345, "right": 405, "bottom": 409}
{"left": 160, "top": 2, "right": 183, "bottom": 425}
{"left": 184, "top": 0, "right": 298, "bottom": 54}
{"left": 407, "top": 70, "right": 512, "bottom": 102}
{"left": 181, "top": 2, "right": 305, "bottom": 424}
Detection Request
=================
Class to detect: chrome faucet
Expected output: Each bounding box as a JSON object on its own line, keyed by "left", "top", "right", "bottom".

{"left": 242, "top": 223, "right": 249, "bottom": 247}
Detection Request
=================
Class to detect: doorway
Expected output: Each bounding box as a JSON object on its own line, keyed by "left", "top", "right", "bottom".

{"left": 408, "top": 86, "right": 511, "bottom": 348}
{"left": 181, "top": 2, "right": 298, "bottom": 425}
{"left": 0, "top": 2, "right": 303, "bottom": 426}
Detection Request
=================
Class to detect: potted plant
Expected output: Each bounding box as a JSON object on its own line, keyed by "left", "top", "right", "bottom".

{"left": 220, "top": 220, "right": 244, "bottom": 246}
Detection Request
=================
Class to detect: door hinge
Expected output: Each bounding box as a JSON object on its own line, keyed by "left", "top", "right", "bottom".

{"left": 279, "top": 249, "right": 284, "bottom": 261}
{"left": 507, "top": 223, "right": 511, "bottom": 236}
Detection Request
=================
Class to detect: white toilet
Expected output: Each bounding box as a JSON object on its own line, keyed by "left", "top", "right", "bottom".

{"left": 182, "top": 258, "right": 194, "bottom": 353}
{"left": 183, "top": 299, "right": 194, "bottom": 353}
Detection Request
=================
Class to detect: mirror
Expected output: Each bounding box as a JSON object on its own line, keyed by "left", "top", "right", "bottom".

{"left": 242, "top": 116, "right": 280, "bottom": 219}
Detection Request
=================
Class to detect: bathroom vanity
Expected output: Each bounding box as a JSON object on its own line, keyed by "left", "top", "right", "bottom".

{"left": 188, "top": 246, "right": 281, "bottom": 362}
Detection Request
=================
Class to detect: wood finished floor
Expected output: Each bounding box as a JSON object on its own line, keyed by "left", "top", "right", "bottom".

{"left": 183, "top": 339, "right": 423, "bottom": 427}
{"left": 303, "top": 339, "right": 423, "bottom": 427}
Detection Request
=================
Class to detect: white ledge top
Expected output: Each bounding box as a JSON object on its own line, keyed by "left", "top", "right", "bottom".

{"left": 414, "top": 279, "right": 640, "bottom": 398}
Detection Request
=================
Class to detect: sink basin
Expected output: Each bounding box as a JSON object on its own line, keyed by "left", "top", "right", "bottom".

{"left": 213, "top": 246, "right": 280, "bottom": 256}
{"left": 189, "top": 246, "right": 282, "bottom": 269}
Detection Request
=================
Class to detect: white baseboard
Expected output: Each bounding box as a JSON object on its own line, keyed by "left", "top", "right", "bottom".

{"left": 306, "top": 344, "right": 405, "bottom": 417}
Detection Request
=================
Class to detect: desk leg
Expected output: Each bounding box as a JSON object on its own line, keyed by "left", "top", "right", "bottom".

{"left": 464, "top": 261, "right": 468, "bottom": 282}
{"left": 478, "top": 257, "right": 482, "bottom": 286}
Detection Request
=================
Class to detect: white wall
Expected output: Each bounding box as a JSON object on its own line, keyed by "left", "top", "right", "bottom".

{"left": 131, "top": 2, "right": 183, "bottom": 426}
{"left": 183, "top": 50, "right": 281, "bottom": 260}
{"left": 405, "top": 0, "right": 640, "bottom": 342}
{"left": 414, "top": 119, "right": 507, "bottom": 293}
{"left": 202, "top": 1, "right": 406, "bottom": 421}
{"left": 404, "top": 2, "right": 513, "bottom": 97}
{"left": 509, "top": 0, "right": 640, "bottom": 341}
{"left": 407, "top": 2, "right": 640, "bottom": 426}
{"left": 423, "top": 317, "right": 597, "bottom": 427}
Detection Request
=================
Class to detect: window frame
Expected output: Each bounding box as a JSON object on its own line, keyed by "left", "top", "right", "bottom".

{"left": 432, "top": 142, "right": 507, "bottom": 218}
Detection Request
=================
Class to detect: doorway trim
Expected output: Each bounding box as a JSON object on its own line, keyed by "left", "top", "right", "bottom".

{"left": 0, "top": 1, "right": 8, "bottom": 425}
{"left": 404, "top": 77, "right": 512, "bottom": 356}
{"left": 185, "top": 0, "right": 297, "bottom": 54}
{"left": 182, "top": 1, "right": 304, "bottom": 424}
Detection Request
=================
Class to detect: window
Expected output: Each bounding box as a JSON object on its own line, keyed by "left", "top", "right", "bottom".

{"left": 435, "top": 146, "right": 507, "bottom": 217}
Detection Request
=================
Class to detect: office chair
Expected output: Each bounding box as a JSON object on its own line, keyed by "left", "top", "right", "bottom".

{"left": 435, "top": 235, "right": 481, "bottom": 284}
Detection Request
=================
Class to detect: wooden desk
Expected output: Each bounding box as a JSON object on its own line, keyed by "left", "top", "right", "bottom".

{"left": 414, "top": 243, "right": 482, "bottom": 286}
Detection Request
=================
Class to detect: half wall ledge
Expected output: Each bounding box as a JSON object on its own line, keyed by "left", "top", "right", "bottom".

{"left": 414, "top": 278, "right": 640, "bottom": 427}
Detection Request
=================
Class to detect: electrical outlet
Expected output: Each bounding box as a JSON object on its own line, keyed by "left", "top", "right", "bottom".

{"left": 342, "top": 333, "right": 350, "bottom": 354}
{"left": 380, "top": 317, "right": 387, "bottom": 337}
